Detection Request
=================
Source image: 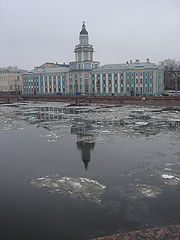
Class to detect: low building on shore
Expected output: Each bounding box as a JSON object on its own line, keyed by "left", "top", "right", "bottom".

{"left": 0, "top": 66, "right": 27, "bottom": 94}
{"left": 22, "top": 23, "right": 164, "bottom": 96}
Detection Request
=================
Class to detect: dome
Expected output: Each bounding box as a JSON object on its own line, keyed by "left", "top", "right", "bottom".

{"left": 80, "top": 22, "right": 88, "bottom": 35}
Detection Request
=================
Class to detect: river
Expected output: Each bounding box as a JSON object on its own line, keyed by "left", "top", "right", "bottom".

{"left": 0, "top": 102, "right": 180, "bottom": 240}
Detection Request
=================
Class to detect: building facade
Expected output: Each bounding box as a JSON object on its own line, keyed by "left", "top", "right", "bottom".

{"left": 0, "top": 67, "right": 26, "bottom": 94}
{"left": 22, "top": 23, "right": 164, "bottom": 96}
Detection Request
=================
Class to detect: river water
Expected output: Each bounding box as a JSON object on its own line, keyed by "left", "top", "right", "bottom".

{"left": 0, "top": 102, "right": 180, "bottom": 240}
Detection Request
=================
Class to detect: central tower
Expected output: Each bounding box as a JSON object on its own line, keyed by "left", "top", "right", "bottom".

{"left": 69, "top": 22, "right": 100, "bottom": 94}
{"left": 74, "top": 22, "right": 94, "bottom": 62}
{"left": 69, "top": 22, "right": 99, "bottom": 71}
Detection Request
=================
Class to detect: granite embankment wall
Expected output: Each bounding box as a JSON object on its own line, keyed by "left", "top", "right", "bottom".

{"left": 0, "top": 94, "right": 180, "bottom": 106}
{"left": 0, "top": 95, "right": 22, "bottom": 104}
{"left": 22, "top": 95, "right": 180, "bottom": 106}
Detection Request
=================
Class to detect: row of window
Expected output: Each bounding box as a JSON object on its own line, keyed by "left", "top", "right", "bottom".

{"left": 92, "top": 72, "right": 153, "bottom": 79}
{"left": 92, "top": 78, "right": 153, "bottom": 85}
{"left": 92, "top": 86, "right": 153, "bottom": 94}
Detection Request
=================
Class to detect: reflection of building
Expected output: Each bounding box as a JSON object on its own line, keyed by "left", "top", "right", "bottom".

{"left": 71, "top": 124, "right": 95, "bottom": 170}
{"left": 22, "top": 22, "right": 164, "bottom": 96}
{"left": 0, "top": 66, "right": 26, "bottom": 94}
{"left": 77, "top": 141, "right": 95, "bottom": 170}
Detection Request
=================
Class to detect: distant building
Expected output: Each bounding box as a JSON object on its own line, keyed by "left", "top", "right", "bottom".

{"left": 22, "top": 23, "right": 164, "bottom": 96}
{"left": 164, "top": 70, "right": 180, "bottom": 91}
{"left": 0, "top": 66, "right": 27, "bottom": 94}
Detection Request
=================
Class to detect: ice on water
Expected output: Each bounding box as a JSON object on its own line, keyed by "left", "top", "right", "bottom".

{"left": 0, "top": 102, "right": 180, "bottom": 143}
{"left": 30, "top": 174, "right": 106, "bottom": 204}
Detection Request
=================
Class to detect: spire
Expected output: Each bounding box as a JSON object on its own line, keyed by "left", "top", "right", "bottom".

{"left": 80, "top": 21, "right": 88, "bottom": 35}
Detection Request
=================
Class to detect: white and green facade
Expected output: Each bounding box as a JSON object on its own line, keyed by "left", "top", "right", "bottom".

{"left": 22, "top": 23, "right": 164, "bottom": 96}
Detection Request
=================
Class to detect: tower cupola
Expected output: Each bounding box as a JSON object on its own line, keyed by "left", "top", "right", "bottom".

{"left": 79, "top": 22, "right": 89, "bottom": 45}
{"left": 80, "top": 22, "right": 88, "bottom": 35}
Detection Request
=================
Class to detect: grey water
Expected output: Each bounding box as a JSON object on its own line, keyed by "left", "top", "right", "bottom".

{"left": 0, "top": 102, "right": 180, "bottom": 240}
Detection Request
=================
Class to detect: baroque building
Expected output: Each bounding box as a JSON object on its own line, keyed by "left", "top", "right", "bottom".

{"left": 22, "top": 23, "right": 164, "bottom": 96}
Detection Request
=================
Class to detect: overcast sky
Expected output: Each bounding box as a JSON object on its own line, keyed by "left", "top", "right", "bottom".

{"left": 0, "top": 0, "right": 180, "bottom": 70}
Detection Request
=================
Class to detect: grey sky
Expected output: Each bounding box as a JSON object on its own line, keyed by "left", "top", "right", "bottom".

{"left": 1, "top": 0, "right": 180, "bottom": 70}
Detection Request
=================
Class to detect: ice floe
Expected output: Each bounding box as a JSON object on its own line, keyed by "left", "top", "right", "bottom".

{"left": 135, "top": 184, "right": 162, "bottom": 198}
{"left": 30, "top": 174, "right": 106, "bottom": 204}
{"left": 160, "top": 173, "right": 180, "bottom": 185}
{"left": 127, "top": 183, "right": 163, "bottom": 200}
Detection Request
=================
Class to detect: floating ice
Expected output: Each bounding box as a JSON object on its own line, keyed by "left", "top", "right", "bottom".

{"left": 30, "top": 174, "right": 106, "bottom": 204}
{"left": 135, "top": 184, "right": 162, "bottom": 198}
{"left": 160, "top": 173, "right": 180, "bottom": 185}
{"left": 0, "top": 102, "right": 180, "bottom": 142}
{"left": 161, "top": 174, "right": 174, "bottom": 179}
{"left": 135, "top": 122, "right": 149, "bottom": 126}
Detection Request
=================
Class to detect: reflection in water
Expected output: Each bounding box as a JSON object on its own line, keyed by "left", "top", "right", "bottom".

{"left": 77, "top": 141, "right": 95, "bottom": 170}
{"left": 71, "top": 124, "right": 95, "bottom": 170}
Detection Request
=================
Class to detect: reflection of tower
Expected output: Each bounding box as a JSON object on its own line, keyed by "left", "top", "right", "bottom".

{"left": 71, "top": 123, "right": 95, "bottom": 170}
{"left": 77, "top": 141, "right": 95, "bottom": 170}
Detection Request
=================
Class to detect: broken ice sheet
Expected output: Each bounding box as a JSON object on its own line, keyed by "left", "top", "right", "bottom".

{"left": 160, "top": 173, "right": 180, "bottom": 185}
{"left": 30, "top": 174, "right": 106, "bottom": 204}
{"left": 155, "top": 163, "right": 180, "bottom": 185}
{"left": 41, "top": 131, "right": 60, "bottom": 142}
{"left": 134, "top": 184, "right": 162, "bottom": 198}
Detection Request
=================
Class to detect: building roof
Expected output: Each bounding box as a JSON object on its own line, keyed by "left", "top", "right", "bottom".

{"left": 94, "top": 60, "right": 162, "bottom": 71}
{"left": 24, "top": 67, "right": 69, "bottom": 75}
{"left": 38, "top": 62, "right": 69, "bottom": 69}
{"left": 0, "top": 66, "right": 27, "bottom": 73}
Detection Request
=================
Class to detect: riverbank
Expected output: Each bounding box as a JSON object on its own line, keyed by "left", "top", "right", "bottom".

{"left": 23, "top": 95, "right": 180, "bottom": 106}
{"left": 0, "top": 94, "right": 180, "bottom": 106}
{"left": 90, "top": 224, "right": 180, "bottom": 240}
